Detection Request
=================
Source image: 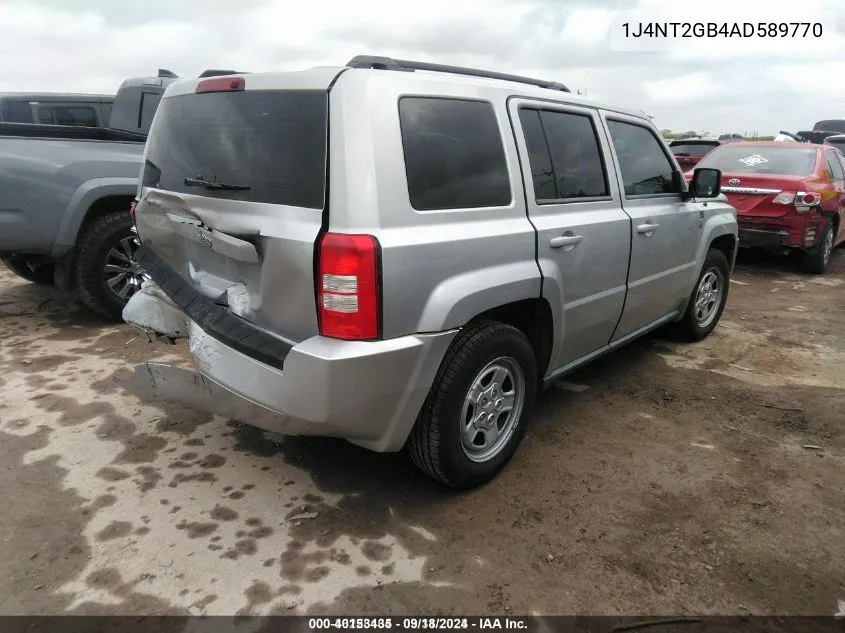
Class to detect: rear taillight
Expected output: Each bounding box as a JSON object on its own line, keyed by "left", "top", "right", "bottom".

{"left": 772, "top": 190, "right": 821, "bottom": 214}
{"left": 797, "top": 192, "right": 821, "bottom": 206}
{"left": 129, "top": 200, "right": 137, "bottom": 224}
{"left": 772, "top": 191, "right": 796, "bottom": 205}
{"left": 317, "top": 232, "right": 380, "bottom": 341}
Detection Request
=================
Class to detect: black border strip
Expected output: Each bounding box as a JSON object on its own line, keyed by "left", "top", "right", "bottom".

{"left": 135, "top": 244, "right": 292, "bottom": 371}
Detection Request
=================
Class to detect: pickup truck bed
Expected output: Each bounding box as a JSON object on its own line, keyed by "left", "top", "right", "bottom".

{"left": 0, "top": 121, "right": 147, "bottom": 142}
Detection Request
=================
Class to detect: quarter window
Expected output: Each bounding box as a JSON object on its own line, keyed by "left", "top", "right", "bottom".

{"left": 607, "top": 120, "right": 679, "bottom": 196}
{"left": 399, "top": 97, "right": 512, "bottom": 211}
{"left": 519, "top": 108, "right": 609, "bottom": 200}
{"left": 826, "top": 153, "right": 844, "bottom": 181}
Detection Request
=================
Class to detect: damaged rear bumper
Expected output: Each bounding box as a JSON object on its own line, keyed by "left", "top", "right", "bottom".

{"left": 122, "top": 283, "right": 457, "bottom": 452}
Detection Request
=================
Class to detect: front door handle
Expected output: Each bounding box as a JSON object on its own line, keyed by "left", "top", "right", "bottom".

{"left": 550, "top": 234, "right": 583, "bottom": 249}
{"left": 637, "top": 222, "right": 660, "bottom": 235}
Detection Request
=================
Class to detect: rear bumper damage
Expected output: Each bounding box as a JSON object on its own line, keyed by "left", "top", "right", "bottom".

{"left": 738, "top": 218, "right": 825, "bottom": 250}
{"left": 123, "top": 282, "right": 457, "bottom": 452}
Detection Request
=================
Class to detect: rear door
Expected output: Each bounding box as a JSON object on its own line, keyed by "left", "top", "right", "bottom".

{"left": 602, "top": 114, "right": 701, "bottom": 339}
{"left": 135, "top": 75, "right": 338, "bottom": 344}
{"left": 835, "top": 152, "right": 845, "bottom": 244}
{"left": 509, "top": 99, "right": 630, "bottom": 368}
{"left": 826, "top": 150, "right": 845, "bottom": 244}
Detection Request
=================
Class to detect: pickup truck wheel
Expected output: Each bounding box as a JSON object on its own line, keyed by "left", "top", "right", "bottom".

{"left": 802, "top": 222, "right": 835, "bottom": 275}
{"left": 1, "top": 256, "right": 55, "bottom": 285}
{"left": 75, "top": 211, "right": 145, "bottom": 321}
{"left": 672, "top": 248, "right": 730, "bottom": 342}
{"left": 408, "top": 321, "right": 537, "bottom": 489}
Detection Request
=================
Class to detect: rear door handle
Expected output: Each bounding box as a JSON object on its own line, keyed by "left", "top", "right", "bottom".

{"left": 637, "top": 222, "right": 660, "bottom": 235}
{"left": 550, "top": 234, "right": 583, "bottom": 249}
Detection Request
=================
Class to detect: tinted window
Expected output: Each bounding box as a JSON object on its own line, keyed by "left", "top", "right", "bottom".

{"left": 399, "top": 97, "right": 511, "bottom": 210}
{"left": 37, "top": 106, "right": 98, "bottom": 127}
{"left": 697, "top": 145, "right": 817, "bottom": 177}
{"left": 670, "top": 142, "right": 719, "bottom": 157}
{"left": 518, "top": 110, "right": 556, "bottom": 200}
{"left": 0, "top": 100, "right": 33, "bottom": 123}
{"left": 826, "top": 139, "right": 845, "bottom": 152}
{"left": 518, "top": 109, "right": 608, "bottom": 200}
{"left": 607, "top": 120, "right": 678, "bottom": 196}
{"left": 827, "top": 153, "right": 845, "bottom": 181}
{"left": 142, "top": 90, "right": 327, "bottom": 209}
{"left": 138, "top": 92, "right": 162, "bottom": 132}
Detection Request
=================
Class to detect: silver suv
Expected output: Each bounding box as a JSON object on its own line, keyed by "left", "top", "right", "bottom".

{"left": 124, "top": 56, "right": 738, "bottom": 488}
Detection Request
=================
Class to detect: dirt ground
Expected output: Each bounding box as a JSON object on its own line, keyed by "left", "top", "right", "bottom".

{"left": 0, "top": 249, "right": 843, "bottom": 617}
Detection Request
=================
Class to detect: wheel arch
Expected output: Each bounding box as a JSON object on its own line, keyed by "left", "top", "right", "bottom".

{"left": 466, "top": 297, "right": 554, "bottom": 390}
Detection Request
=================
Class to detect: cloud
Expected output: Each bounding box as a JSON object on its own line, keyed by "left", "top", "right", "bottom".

{"left": 2, "top": 0, "right": 845, "bottom": 134}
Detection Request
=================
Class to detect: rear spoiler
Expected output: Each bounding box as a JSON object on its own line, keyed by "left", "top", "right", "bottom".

{"left": 198, "top": 69, "right": 249, "bottom": 78}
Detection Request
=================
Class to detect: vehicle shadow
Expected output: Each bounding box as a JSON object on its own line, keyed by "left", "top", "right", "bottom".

{"left": 0, "top": 271, "right": 114, "bottom": 329}
{"left": 732, "top": 245, "right": 842, "bottom": 277}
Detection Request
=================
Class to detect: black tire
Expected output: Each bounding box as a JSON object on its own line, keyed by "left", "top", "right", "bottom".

{"left": 74, "top": 211, "right": 141, "bottom": 321}
{"left": 408, "top": 321, "right": 537, "bottom": 489}
{"left": 802, "top": 221, "right": 835, "bottom": 275}
{"left": 1, "top": 255, "right": 55, "bottom": 285}
{"left": 671, "top": 248, "right": 730, "bottom": 342}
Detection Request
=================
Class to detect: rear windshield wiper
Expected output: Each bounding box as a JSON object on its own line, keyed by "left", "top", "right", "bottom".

{"left": 183, "top": 176, "right": 250, "bottom": 191}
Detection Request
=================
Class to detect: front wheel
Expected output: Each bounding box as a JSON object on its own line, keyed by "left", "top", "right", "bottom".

{"left": 408, "top": 321, "right": 537, "bottom": 489}
{"left": 671, "top": 248, "right": 730, "bottom": 342}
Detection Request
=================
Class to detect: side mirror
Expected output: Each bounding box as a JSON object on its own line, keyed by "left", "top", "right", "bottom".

{"left": 689, "top": 168, "right": 721, "bottom": 199}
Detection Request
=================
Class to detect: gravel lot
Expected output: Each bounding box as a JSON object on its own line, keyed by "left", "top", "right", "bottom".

{"left": 1, "top": 250, "right": 843, "bottom": 616}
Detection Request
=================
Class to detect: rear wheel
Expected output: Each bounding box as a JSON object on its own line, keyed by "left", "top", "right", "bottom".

{"left": 74, "top": 211, "right": 146, "bottom": 321}
{"left": 802, "top": 221, "right": 835, "bottom": 275}
{"left": 671, "top": 248, "right": 730, "bottom": 342}
{"left": 1, "top": 255, "right": 55, "bottom": 285}
{"left": 408, "top": 321, "right": 537, "bottom": 489}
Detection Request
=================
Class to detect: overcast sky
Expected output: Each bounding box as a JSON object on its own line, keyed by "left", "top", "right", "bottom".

{"left": 2, "top": 0, "right": 845, "bottom": 135}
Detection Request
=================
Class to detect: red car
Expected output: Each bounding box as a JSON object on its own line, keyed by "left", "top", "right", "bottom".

{"left": 669, "top": 138, "right": 721, "bottom": 169}
{"left": 688, "top": 141, "right": 845, "bottom": 273}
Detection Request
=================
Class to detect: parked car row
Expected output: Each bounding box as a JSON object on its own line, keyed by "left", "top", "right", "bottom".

{"left": 683, "top": 138, "right": 845, "bottom": 273}
{"left": 0, "top": 56, "right": 837, "bottom": 487}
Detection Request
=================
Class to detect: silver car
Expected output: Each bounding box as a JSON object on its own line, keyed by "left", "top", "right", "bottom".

{"left": 123, "top": 56, "right": 738, "bottom": 488}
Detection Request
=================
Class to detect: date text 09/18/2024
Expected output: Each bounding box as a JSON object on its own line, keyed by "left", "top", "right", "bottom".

{"left": 307, "top": 618, "right": 528, "bottom": 630}
{"left": 621, "top": 21, "right": 822, "bottom": 38}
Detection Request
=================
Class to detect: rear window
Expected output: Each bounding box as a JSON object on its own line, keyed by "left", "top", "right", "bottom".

{"left": 38, "top": 105, "right": 98, "bottom": 127}
{"left": 398, "top": 97, "right": 511, "bottom": 211}
{"left": 0, "top": 100, "right": 33, "bottom": 123}
{"left": 697, "top": 145, "right": 817, "bottom": 177}
{"left": 827, "top": 139, "right": 845, "bottom": 151}
{"left": 670, "top": 142, "right": 718, "bottom": 157}
{"left": 142, "top": 90, "right": 327, "bottom": 209}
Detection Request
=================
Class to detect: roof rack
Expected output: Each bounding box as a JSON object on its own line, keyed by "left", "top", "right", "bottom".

{"left": 345, "top": 55, "right": 570, "bottom": 93}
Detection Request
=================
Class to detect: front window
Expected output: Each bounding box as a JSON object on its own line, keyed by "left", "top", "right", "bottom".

{"left": 607, "top": 119, "right": 679, "bottom": 196}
